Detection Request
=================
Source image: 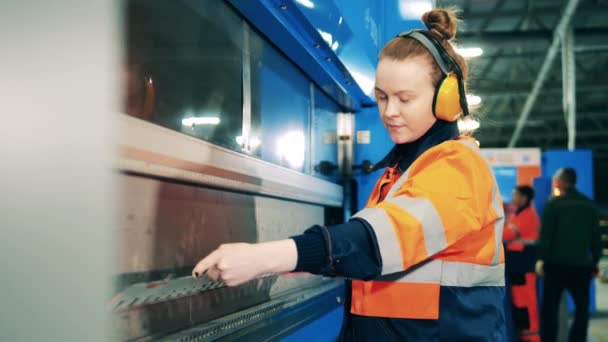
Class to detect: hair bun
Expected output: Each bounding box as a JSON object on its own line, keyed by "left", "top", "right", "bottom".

{"left": 422, "top": 8, "right": 459, "bottom": 41}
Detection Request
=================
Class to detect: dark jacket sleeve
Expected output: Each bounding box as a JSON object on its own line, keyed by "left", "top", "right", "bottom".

{"left": 291, "top": 218, "right": 382, "bottom": 280}
{"left": 591, "top": 206, "right": 602, "bottom": 265}
{"left": 538, "top": 199, "right": 557, "bottom": 261}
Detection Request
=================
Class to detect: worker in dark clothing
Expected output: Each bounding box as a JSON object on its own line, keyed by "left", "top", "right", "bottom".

{"left": 536, "top": 167, "right": 602, "bottom": 342}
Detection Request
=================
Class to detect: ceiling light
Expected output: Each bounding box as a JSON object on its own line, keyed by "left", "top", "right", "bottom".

{"left": 399, "top": 0, "right": 432, "bottom": 19}
{"left": 466, "top": 94, "right": 482, "bottom": 106}
{"left": 456, "top": 47, "right": 483, "bottom": 58}
{"left": 458, "top": 118, "right": 480, "bottom": 131}
{"left": 181, "top": 117, "right": 220, "bottom": 126}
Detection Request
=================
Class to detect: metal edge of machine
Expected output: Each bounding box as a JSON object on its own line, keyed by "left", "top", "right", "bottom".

{"left": 116, "top": 114, "right": 343, "bottom": 208}
{"left": 161, "top": 281, "right": 344, "bottom": 342}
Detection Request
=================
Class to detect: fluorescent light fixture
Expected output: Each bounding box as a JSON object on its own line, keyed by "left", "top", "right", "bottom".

{"left": 466, "top": 94, "right": 482, "bottom": 106}
{"left": 458, "top": 118, "right": 480, "bottom": 131}
{"left": 276, "top": 131, "right": 305, "bottom": 169}
{"left": 456, "top": 47, "right": 483, "bottom": 58}
{"left": 399, "top": 0, "right": 432, "bottom": 19}
{"left": 295, "top": 0, "right": 314, "bottom": 9}
{"left": 317, "top": 29, "right": 333, "bottom": 46}
{"left": 236, "top": 135, "right": 261, "bottom": 149}
{"left": 181, "top": 116, "right": 220, "bottom": 126}
{"left": 332, "top": 41, "right": 339, "bottom": 51}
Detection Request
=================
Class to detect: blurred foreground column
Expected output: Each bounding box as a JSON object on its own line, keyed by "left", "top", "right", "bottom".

{"left": 0, "top": 1, "right": 118, "bottom": 341}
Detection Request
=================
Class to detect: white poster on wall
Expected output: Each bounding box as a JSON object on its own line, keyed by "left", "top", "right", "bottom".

{"left": 480, "top": 148, "right": 541, "bottom": 166}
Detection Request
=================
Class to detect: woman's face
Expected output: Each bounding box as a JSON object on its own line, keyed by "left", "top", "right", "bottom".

{"left": 375, "top": 56, "right": 437, "bottom": 144}
{"left": 511, "top": 189, "right": 526, "bottom": 208}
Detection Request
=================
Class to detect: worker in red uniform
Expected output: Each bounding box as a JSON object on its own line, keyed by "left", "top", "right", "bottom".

{"left": 503, "top": 185, "right": 541, "bottom": 341}
{"left": 192, "top": 8, "right": 506, "bottom": 341}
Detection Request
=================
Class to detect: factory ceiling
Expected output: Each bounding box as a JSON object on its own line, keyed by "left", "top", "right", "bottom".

{"left": 437, "top": 0, "right": 608, "bottom": 160}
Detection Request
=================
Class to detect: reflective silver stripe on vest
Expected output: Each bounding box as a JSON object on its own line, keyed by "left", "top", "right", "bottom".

{"left": 388, "top": 260, "right": 504, "bottom": 287}
{"left": 457, "top": 139, "right": 505, "bottom": 265}
{"left": 386, "top": 170, "right": 410, "bottom": 198}
{"left": 440, "top": 261, "right": 505, "bottom": 287}
{"left": 385, "top": 196, "right": 447, "bottom": 257}
{"left": 352, "top": 207, "right": 403, "bottom": 275}
{"left": 513, "top": 239, "right": 539, "bottom": 246}
{"left": 388, "top": 259, "right": 442, "bottom": 283}
{"left": 490, "top": 184, "right": 505, "bottom": 265}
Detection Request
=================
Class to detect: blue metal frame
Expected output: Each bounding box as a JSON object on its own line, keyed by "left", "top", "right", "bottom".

{"left": 226, "top": 0, "right": 372, "bottom": 111}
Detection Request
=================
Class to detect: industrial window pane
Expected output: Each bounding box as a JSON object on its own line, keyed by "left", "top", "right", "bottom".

{"left": 249, "top": 32, "right": 312, "bottom": 173}
{"left": 312, "top": 88, "right": 340, "bottom": 182}
{"left": 123, "top": 0, "right": 243, "bottom": 151}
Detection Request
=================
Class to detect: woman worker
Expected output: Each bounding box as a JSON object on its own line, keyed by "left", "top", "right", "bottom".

{"left": 192, "top": 8, "right": 506, "bottom": 341}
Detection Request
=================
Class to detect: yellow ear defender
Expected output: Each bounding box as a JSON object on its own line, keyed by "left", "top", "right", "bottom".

{"left": 397, "top": 30, "right": 469, "bottom": 122}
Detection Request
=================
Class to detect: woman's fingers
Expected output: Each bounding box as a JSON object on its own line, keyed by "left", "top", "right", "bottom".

{"left": 192, "top": 242, "right": 274, "bottom": 286}
{"left": 192, "top": 249, "right": 221, "bottom": 278}
{"left": 206, "top": 265, "right": 221, "bottom": 281}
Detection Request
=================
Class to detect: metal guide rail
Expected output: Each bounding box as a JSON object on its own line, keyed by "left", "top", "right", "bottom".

{"left": 163, "top": 281, "right": 343, "bottom": 342}
{"left": 110, "top": 270, "right": 342, "bottom": 341}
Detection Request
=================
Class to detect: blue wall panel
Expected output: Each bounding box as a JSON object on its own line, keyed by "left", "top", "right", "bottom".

{"left": 493, "top": 166, "right": 518, "bottom": 204}
{"left": 381, "top": 1, "right": 430, "bottom": 45}
{"left": 542, "top": 150, "right": 594, "bottom": 199}
{"left": 533, "top": 176, "right": 552, "bottom": 216}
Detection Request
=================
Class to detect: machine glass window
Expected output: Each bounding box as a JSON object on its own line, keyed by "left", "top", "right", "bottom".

{"left": 312, "top": 87, "right": 340, "bottom": 182}
{"left": 123, "top": 0, "right": 243, "bottom": 151}
{"left": 249, "top": 32, "right": 312, "bottom": 173}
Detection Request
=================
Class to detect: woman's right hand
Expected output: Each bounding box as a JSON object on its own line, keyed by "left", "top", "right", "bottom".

{"left": 192, "top": 239, "right": 298, "bottom": 286}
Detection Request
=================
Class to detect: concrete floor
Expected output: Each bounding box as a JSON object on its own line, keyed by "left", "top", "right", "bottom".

{"left": 589, "top": 259, "right": 608, "bottom": 342}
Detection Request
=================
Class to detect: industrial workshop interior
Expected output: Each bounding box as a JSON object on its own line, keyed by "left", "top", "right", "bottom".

{"left": 2, "top": 0, "right": 608, "bottom": 341}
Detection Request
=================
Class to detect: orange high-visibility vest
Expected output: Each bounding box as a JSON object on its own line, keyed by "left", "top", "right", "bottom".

{"left": 351, "top": 137, "right": 505, "bottom": 319}
{"left": 503, "top": 205, "right": 540, "bottom": 252}
{"left": 504, "top": 205, "right": 541, "bottom": 340}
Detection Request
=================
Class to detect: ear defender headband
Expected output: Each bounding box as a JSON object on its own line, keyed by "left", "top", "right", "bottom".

{"left": 397, "top": 30, "right": 469, "bottom": 122}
